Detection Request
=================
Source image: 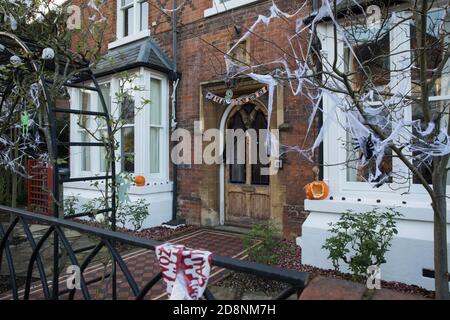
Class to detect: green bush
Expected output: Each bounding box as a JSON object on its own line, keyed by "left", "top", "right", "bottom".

{"left": 322, "top": 208, "right": 401, "bottom": 278}
{"left": 243, "top": 222, "right": 281, "bottom": 265}
{"left": 117, "top": 198, "right": 150, "bottom": 231}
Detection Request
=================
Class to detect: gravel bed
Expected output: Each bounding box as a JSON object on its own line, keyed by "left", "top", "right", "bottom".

{"left": 73, "top": 219, "right": 199, "bottom": 241}
{"left": 217, "top": 239, "right": 435, "bottom": 299}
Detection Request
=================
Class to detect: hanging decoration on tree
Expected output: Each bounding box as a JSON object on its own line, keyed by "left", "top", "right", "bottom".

{"left": 116, "top": 174, "right": 131, "bottom": 204}
{"left": 205, "top": 86, "right": 268, "bottom": 106}
{"left": 20, "top": 110, "right": 30, "bottom": 137}
{"left": 156, "top": 243, "right": 212, "bottom": 300}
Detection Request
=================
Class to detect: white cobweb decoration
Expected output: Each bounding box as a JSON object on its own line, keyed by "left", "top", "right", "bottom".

{"left": 222, "top": 0, "right": 450, "bottom": 185}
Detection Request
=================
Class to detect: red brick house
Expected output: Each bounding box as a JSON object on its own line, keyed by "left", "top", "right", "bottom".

{"left": 66, "top": 0, "right": 317, "bottom": 239}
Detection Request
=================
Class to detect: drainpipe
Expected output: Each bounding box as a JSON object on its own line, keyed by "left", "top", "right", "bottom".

{"left": 171, "top": 0, "right": 179, "bottom": 223}
{"left": 312, "top": 0, "right": 324, "bottom": 179}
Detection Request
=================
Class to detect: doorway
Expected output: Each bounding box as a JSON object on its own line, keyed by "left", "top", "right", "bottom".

{"left": 223, "top": 103, "right": 270, "bottom": 226}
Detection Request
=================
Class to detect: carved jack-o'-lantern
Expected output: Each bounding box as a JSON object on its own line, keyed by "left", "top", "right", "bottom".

{"left": 134, "top": 175, "right": 146, "bottom": 187}
{"left": 304, "top": 181, "right": 329, "bottom": 200}
{"left": 304, "top": 166, "right": 329, "bottom": 200}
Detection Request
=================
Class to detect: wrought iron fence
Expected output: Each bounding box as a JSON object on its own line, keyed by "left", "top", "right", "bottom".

{"left": 0, "top": 205, "right": 308, "bottom": 300}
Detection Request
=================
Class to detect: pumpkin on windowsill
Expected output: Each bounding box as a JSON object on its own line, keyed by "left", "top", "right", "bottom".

{"left": 134, "top": 175, "right": 146, "bottom": 187}
{"left": 304, "top": 181, "right": 329, "bottom": 200}
{"left": 304, "top": 166, "right": 329, "bottom": 200}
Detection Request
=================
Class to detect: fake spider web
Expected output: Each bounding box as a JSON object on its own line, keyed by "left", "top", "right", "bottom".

{"left": 221, "top": 0, "right": 450, "bottom": 187}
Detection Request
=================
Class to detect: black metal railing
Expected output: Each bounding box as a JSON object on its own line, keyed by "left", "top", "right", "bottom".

{"left": 0, "top": 205, "right": 309, "bottom": 300}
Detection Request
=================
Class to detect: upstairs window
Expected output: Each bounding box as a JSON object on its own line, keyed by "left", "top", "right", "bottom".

{"left": 119, "top": 0, "right": 149, "bottom": 39}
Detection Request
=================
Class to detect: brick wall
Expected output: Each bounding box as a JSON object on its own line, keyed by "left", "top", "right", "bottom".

{"left": 75, "top": 0, "right": 317, "bottom": 238}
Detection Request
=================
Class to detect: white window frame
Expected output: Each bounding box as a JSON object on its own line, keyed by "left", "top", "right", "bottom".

{"left": 96, "top": 82, "right": 112, "bottom": 174}
{"left": 69, "top": 69, "right": 169, "bottom": 184}
{"left": 204, "top": 0, "right": 260, "bottom": 18}
{"left": 110, "top": 0, "right": 150, "bottom": 50}
{"left": 319, "top": 8, "right": 450, "bottom": 204}
{"left": 72, "top": 90, "right": 94, "bottom": 176}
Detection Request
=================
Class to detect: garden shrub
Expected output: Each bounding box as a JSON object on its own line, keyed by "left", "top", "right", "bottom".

{"left": 243, "top": 222, "right": 281, "bottom": 265}
{"left": 322, "top": 208, "right": 401, "bottom": 279}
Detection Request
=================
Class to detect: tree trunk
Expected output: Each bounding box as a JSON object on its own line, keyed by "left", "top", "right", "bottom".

{"left": 432, "top": 158, "right": 450, "bottom": 300}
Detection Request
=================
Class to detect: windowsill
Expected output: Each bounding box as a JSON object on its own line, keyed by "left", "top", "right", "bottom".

{"left": 304, "top": 199, "right": 450, "bottom": 223}
{"left": 64, "top": 180, "right": 173, "bottom": 195}
{"left": 108, "top": 29, "right": 151, "bottom": 50}
{"left": 204, "top": 0, "right": 260, "bottom": 18}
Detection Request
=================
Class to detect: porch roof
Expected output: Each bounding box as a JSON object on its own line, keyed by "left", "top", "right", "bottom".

{"left": 93, "top": 37, "right": 175, "bottom": 78}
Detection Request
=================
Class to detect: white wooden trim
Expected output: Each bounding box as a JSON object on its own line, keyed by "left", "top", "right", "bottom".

{"left": 204, "top": 0, "right": 259, "bottom": 18}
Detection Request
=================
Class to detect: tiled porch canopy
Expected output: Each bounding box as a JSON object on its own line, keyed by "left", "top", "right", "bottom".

{"left": 93, "top": 37, "right": 174, "bottom": 77}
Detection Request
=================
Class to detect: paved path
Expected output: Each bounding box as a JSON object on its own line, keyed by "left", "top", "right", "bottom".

{"left": 1, "top": 229, "right": 251, "bottom": 300}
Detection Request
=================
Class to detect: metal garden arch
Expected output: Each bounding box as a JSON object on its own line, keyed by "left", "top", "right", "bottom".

{"left": 0, "top": 32, "right": 117, "bottom": 298}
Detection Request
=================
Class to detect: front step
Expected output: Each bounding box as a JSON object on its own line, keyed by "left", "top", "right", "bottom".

{"left": 212, "top": 225, "right": 251, "bottom": 235}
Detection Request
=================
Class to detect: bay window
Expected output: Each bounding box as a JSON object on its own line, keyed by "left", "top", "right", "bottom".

{"left": 319, "top": 6, "right": 450, "bottom": 201}
{"left": 69, "top": 69, "right": 169, "bottom": 183}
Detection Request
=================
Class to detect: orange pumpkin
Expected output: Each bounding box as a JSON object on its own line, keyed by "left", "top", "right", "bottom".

{"left": 134, "top": 175, "right": 146, "bottom": 187}
{"left": 304, "top": 181, "right": 329, "bottom": 200}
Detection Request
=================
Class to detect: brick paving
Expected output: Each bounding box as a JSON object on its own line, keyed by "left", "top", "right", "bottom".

{"left": 1, "top": 229, "right": 252, "bottom": 300}
{"left": 298, "top": 276, "right": 429, "bottom": 300}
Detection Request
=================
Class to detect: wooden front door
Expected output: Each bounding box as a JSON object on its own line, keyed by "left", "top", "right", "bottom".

{"left": 224, "top": 103, "right": 270, "bottom": 226}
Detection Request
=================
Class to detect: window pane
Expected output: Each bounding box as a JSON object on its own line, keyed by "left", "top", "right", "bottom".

{"left": 96, "top": 83, "right": 111, "bottom": 128}
{"left": 124, "top": 7, "right": 134, "bottom": 37}
{"left": 150, "top": 78, "right": 162, "bottom": 125}
{"left": 346, "top": 110, "right": 393, "bottom": 183}
{"left": 81, "top": 131, "right": 91, "bottom": 171}
{"left": 80, "top": 91, "right": 90, "bottom": 127}
{"left": 121, "top": 96, "right": 135, "bottom": 124}
{"left": 251, "top": 111, "right": 269, "bottom": 185}
{"left": 150, "top": 127, "right": 160, "bottom": 174}
{"left": 228, "top": 112, "right": 246, "bottom": 184}
{"left": 99, "top": 130, "right": 109, "bottom": 172}
{"left": 122, "top": 0, "right": 133, "bottom": 6}
{"left": 411, "top": 100, "right": 450, "bottom": 184}
{"left": 98, "top": 83, "right": 111, "bottom": 114}
{"left": 121, "top": 127, "right": 135, "bottom": 173}
{"left": 410, "top": 9, "right": 450, "bottom": 96}
{"left": 140, "top": 1, "right": 149, "bottom": 31}
{"left": 344, "top": 24, "right": 391, "bottom": 93}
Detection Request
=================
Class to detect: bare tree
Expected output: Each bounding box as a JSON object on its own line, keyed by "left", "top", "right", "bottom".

{"left": 0, "top": 0, "right": 108, "bottom": 210}
{"left": 223, "top": 0, "right": 450, "bottom": 299}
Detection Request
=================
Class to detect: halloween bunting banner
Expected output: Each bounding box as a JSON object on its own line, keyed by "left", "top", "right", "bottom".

{"left": 205, "top": 86, "right": 268, "bottom": 106}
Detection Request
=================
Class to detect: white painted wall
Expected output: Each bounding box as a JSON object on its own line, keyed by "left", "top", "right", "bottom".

{"left": 298, "top": 199, "right": 450, "bottom": 291}
{"left": 64, "top": 182, "right": 173, "bottom": 230}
